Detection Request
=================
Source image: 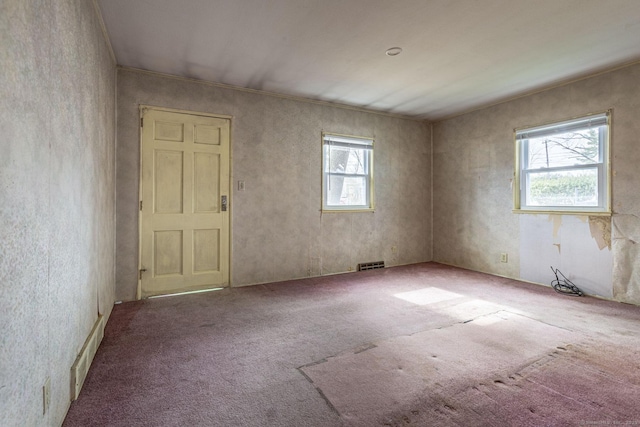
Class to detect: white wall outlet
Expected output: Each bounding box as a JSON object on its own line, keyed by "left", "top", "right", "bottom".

{"left": 500, "top": 252, "right": 508, "bottom": 263}
{"left": 43, "top": 377, "right": 51, "bottom": 415}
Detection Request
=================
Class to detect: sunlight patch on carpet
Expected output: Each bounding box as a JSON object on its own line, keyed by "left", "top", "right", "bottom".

{"left": 393, "top": 287, "right": 464, "bottom": 305}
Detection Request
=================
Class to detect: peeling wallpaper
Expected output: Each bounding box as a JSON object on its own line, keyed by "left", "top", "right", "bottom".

{"left": 0, "top": 1, "right": 116, "bottom": 426}
{"left": 433, "top": 62, "right": 640, "bottom": 305}
{"left": 612, "top": 214, "right": 640, "bottom": 303}
{"left": 116, "top": 69, "right": 432, "bottom": 301}
{"left": 519, "top": 215, "right": 613, "bottom": 298}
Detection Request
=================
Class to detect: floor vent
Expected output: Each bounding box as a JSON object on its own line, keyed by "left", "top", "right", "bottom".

{"left": 358, "top": 261, "right": 385, "bottom": 271}
{"left": 70, "top": 314, "right": 105, "bottom": 401}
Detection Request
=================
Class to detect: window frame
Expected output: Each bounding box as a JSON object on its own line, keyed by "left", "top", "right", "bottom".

{"left": 321, "top": 132, "right": 374, "bottom": 213}
{"left": 513, "top": 111, "right": 611, "bottom": 215}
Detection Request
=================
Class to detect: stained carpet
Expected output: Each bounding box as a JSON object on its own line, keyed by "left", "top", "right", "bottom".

{"left": 63, "top": 263, "right": 640, "bottom": 426}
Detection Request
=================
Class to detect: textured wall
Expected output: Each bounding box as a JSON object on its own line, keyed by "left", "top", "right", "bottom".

{"left": 116, "top": 69, "right": 432, "bottom": 301}
{"left": 0, "top": 1, "right": 116, "bottom": 426}
{"left": 433, "top": 62, "right": 640, "bottom": 305}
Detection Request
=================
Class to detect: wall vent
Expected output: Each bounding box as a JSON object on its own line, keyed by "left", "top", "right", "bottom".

{"left": 358, "top": 261, "right": 385, "bottom": 271}
{"left": 70, "top": 314, "right": 105, "bottom": 401}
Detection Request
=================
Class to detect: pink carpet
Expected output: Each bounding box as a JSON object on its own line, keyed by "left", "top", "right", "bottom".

{"left": 63, "top": 263, "right": 640, "bottom": 426}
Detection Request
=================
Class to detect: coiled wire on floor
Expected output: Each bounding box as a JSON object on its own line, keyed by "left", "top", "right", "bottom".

{"left": 550, "top": 266, "right": 583, "bottom": 297}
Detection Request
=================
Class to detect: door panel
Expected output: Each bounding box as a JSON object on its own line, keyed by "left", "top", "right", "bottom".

{"left": 194, "top": 124, "right": 221, "bottom": 145}
{"left": 140, "top": 108, "right": 230, "bottom": 298}
{"left": 193, "top": 229, "right": 220, "bottom": 272}
{"left": 155, "top": 121, "right": 184, "bottom": 142}
{"left": 154, "top": 230, "right": 183, "bottom": 276}
{"left": 193, "top": 152, "right": 220, "bottom": 213}
{"left": 154, "top": 150, "right": 184, "bottom": 214}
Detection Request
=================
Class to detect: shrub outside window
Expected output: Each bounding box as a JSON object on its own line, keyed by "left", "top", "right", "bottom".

{"left": 514, "top": 111, "right": 610, "bottom": 214}
{"left": 322, "top": 133, "right": 374, "bottom": 212}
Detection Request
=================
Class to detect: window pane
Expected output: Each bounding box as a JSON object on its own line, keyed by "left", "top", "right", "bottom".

{"left": 526, "top": 169, "right": 598, "bottom": 207}
{"left": 526, "top": 127, "right": 601, "bottom": 169}
{"left": 325, "top": 146, "right": 368, "bottom": 174}
{"left": 326, "top": 175, "right": 368, "bottom": 207}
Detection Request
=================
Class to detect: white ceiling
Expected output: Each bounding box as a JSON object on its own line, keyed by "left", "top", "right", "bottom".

{"left": 97, "top": 0, "right": 640, "bottom": 120}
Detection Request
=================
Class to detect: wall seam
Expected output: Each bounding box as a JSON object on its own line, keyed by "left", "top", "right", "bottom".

{"left": 112, "top": 66, "right": 118, "bottom": 305}
{"left": 45, "top": 1, "right": 53, "bottom": 424}
{"left": 430, "top": 122, "right": 434, "bottom": 260}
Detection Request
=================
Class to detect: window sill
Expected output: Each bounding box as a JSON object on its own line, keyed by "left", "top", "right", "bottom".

{"left": 512, "top": 208, "right": 611, "bottom": 217}
{"left": 322, "top": 208, "right": 375, "bottom": 214}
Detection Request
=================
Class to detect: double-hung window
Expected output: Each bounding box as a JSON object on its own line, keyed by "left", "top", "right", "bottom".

{"left": 515, "top": 111, "right": 610, "bottom": 214}
{"left": 322, "top": 133, "right": 374, "bottom": 211}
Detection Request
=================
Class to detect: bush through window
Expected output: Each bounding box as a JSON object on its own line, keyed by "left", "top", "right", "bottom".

{"left": 515, "top": 111, "right": 610, "bottom": 213}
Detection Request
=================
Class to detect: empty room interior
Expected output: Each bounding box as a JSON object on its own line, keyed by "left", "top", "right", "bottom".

{"left": 3, "top": 0, "right": 640, "bottom": 426}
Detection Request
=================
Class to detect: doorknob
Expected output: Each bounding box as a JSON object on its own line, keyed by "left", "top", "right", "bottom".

{"left": 221, "top": 195, "right": 227, "bottom": 212}
{"left": 139, "top": 268, "right": 147, "bottom": 280}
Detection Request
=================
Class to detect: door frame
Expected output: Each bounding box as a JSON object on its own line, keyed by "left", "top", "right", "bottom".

{"left": 137, "top": 105, "right": 233, "bottom": 299}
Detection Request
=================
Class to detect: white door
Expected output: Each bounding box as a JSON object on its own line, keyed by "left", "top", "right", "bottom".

{"left": 139, "top": 107, "right": 230, "bottom": 298}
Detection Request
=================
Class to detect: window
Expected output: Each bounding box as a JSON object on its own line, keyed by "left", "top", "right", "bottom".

{"left": 322, "top": 133, "right": 374, "bottom": 211}
{"left": 515, "top": 111, "right": 610, "bottom": 214}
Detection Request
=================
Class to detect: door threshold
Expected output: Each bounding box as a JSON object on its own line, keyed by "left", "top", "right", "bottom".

{"left": 148, "top": 287, "right": 225, "bottom": 299}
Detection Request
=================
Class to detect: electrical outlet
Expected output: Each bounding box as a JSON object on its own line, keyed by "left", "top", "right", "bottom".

{"left": 238, "top": 180, "right": 245, "bottom": 191}
{"left": 391, "top": 245, "right": 398, "bottom": 254}
{"left": 500, "top": 252, "right": 508, "bottom": 263}
{"left": 43, "top": 377, "right": 50, "bottom": 415}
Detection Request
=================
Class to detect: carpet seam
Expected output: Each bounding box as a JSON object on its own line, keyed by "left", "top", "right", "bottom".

{"left": 296, "top": 367, "right": 341, "bottom": 416}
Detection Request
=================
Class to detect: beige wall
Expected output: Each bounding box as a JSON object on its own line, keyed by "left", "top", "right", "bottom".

{"left": 433, "top": 62, "right": 640, "bottom": 304}
{"left": 0, "top": 1, "right": 116, "bottom": 426}
{"left": 116, "top": 69, "right": 432, "bottom": 301}
{"left": 3, "top": 3, "right": 639, "bottom": 426}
